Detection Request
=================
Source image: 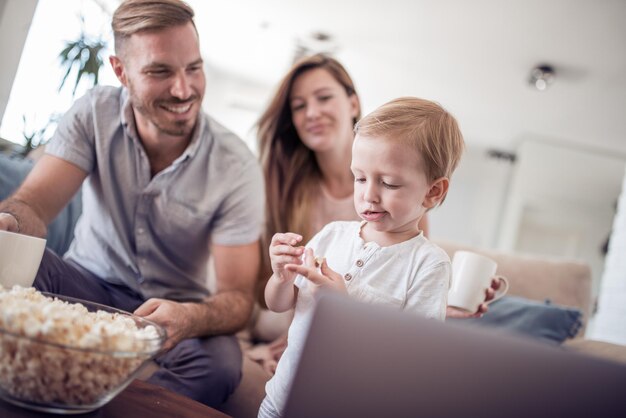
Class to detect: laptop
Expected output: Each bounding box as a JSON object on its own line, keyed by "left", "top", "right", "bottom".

{"left": 283, "top": 292, "right": 626, "bottom": 418}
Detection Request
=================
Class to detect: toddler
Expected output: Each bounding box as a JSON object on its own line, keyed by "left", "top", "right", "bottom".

{"left": 258, "top": 97, "right": 465, "bottom": 418}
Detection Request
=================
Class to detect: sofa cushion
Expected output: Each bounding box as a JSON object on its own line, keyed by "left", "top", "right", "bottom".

{"left": 436, "top": 240, "right": 592, "bottom": 334}
{"left": 450, "top": 296, "right": 583, "bottom": 344}
{"left": 0, "top": 154, "right": 82, "bottom": 255}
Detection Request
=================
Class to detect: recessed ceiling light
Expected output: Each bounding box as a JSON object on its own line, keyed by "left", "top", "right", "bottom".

{"left": 529, "top": 64, "right": 556, "bottom": 91}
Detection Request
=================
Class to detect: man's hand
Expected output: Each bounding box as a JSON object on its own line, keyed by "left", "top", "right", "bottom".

{"left": 246, "top": 333, "right": 288, "bottom": 376}
{"left": 141, "top": 241, "right": 258, "bottom": 346}
{"left": 134, "top": 298, "right": 194, "bottom": 351}
{"left": 0, "top": 212, "right": 19, "bottom": 232}
{"left": 446, "top": 277, "right": 503, "bottom": 319}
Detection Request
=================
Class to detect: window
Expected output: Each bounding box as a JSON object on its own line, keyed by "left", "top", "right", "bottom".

{"left": 0, "top": 0, "right": 118, "bottom": 146}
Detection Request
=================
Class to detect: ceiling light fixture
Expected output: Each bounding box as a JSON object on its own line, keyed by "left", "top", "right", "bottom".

{"left": 529, "top": 64, "right": 556, "bottom": 91}
{"left": 293, "top": 31, "right": 338, "bottom": 63}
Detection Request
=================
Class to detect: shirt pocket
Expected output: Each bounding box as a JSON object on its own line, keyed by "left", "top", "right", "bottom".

{"left": 151, "top": 196, "right": 213, "bottom": 253}
{"left": 357, "top": 284, "right": 404, "bottom": 309}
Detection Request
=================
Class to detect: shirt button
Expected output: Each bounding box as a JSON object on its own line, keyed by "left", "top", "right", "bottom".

{"left": 344, "top": 273, "right": 352, "bottom": 281}
{"left": 138, "top": 228, "right": 145, "bottom": 234}
{"left": 356, "top": 259, "right": 364, "bottom": 267}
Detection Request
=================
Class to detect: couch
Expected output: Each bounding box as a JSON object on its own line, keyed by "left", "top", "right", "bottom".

{"left": 219, "top": 240, "right": 626, "bottom": 418}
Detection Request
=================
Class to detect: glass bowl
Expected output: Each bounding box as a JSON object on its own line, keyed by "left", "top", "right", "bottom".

{"left": 0, "top": 288, "right": 166, "bottom": 414}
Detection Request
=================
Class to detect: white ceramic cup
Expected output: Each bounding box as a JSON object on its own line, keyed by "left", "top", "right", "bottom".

{"left": 447, "top": 251, "right": 509, "bottom": 313}
{"left": 0, "top": 230, "right": 46, "bottom": 288}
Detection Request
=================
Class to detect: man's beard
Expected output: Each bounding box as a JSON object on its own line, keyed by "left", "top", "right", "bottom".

{"left": 131, "top": 92, "right": 198, "bottom": 138}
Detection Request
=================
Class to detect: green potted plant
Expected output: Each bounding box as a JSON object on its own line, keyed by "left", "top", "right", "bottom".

{"left": 20, "top": 16, "right": 106, "bottom": 156}
{"left": 58, "top": 22, "right": 106, "bottom": 97}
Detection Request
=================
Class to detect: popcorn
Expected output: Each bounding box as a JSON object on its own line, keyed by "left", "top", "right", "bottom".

{"left": 0, "top": 286, "right": 162, "bottom": 406}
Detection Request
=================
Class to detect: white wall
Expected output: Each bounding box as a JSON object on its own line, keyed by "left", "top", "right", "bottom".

{"left": 590, "top": 165, "right": 626, "bottom": 344}
{"left": 429, "top": 144, "right": 514, "bottom": 248}
{"left": 202, "top": 65, "right": 274, "bottom": 155}
{"left": 429, "top": 137, "right": 626, "bottom": 326}
{"left": 0, "top": 0, "right": 38, "bottom": 123}
{"left": 497, "top": 139, "right": 625, "bottom": 301}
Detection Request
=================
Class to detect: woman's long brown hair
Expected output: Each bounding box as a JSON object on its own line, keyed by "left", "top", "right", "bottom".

{"left": 255, "top": 54, "right": 360, "bottom": 302}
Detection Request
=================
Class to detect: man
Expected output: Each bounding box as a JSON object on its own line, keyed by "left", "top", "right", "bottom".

{"left": 0, "top": 0, "right": 262, "bottom": 407}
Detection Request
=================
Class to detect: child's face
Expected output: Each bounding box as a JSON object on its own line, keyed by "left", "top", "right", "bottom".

{"left": 351, "top": 134, "right": 442, "bottom": 243}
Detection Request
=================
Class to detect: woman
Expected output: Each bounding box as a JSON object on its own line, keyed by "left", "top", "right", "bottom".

{"left": 258, "top": 54, "right": 428, "bottom": 267}
{"left": 246, "top": 54, "right": 496, "bottom": 375}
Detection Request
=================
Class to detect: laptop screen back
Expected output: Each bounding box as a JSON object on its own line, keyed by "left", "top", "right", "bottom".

{"left": 284, "top": 292, "right": 626, "bottom": 418}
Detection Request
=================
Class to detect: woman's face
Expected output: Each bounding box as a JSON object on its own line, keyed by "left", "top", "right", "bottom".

{"left": 289, "top": 68, "right": 360, "bottom": 153}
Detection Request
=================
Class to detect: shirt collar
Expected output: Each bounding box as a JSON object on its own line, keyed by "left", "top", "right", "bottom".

{"left": 358, "top": 220, "right": 426, "bottom": 250}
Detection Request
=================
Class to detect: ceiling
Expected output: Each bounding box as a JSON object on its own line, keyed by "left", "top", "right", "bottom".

{"left": 188, "top": 0, "right": 626, "bottom": 155}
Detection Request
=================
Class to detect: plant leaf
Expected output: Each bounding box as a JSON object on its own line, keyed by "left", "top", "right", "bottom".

{"left": 57, "top": 33, "right": 106, "bottom": 96}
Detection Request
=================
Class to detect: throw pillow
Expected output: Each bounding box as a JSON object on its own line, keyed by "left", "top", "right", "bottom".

{"left": 450, "top": 295, "right": 583, "bottom": 344}
{"left": 0, "top": 154, "right": 82, "bottom": 255}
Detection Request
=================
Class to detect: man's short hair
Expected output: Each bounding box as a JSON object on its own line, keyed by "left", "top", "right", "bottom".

{"left": 112, "top": 0, "right": 195, "bottom": 54}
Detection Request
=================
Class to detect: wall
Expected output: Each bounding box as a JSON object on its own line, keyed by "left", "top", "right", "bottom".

{"left": 202, "top": 65, "right": 274, "bottom": 155}
{"left": 429, "top": 144, "right": 514, "bottom": 248}
{"left": 590, "top": 166, "right": 626, "bottom": 345}
{"left": 496, "top": 139, "right": 625, "bottom": 302}
{"left": 430, "top": 138, "right": 626, "bottom": 335}
{"left": 0, "top": 0, "right": 38, "bottom": 123}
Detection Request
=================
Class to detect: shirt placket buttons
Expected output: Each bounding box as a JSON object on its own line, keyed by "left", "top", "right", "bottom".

{"left": 356, "top": 259, "right": 364, "bottom": 267}
{"left": 344, "top": 273, "right": 352, "bottom": 281}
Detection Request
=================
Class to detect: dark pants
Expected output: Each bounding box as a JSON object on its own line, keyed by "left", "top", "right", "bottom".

{"left": 33, "top": 249, "right": 242, "bottom": 407}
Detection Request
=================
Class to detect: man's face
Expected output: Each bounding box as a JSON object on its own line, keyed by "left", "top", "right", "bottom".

{"left": 111, "top": 22, "right": 205, "bottom": 139}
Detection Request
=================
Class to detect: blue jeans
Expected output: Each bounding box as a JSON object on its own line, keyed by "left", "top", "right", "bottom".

{"left": 33, "top": 249, "right": 242, "bottom": 407}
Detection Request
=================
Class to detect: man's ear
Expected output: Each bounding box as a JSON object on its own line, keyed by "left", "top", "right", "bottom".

{"left": 423, "top": 177, "right": 449, "bottom": 209}
{"left": 109, "top": 55, "right": 127, "bottom": 86}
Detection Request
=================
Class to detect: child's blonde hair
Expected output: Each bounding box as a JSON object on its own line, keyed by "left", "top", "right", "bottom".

{"left": 354, "top": 97, "right": 464, "bottom": 201}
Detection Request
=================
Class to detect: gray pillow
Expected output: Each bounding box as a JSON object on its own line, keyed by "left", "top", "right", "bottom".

{"left": 450, "top": 296, "right": 583, "bottom": 344}
{"left": 0, "top": 154, "right": 82, "bottom": 255}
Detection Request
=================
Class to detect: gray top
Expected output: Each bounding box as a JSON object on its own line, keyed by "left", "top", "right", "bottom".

{"left": 46, "top": 86, "right": 264, "bottom": 301}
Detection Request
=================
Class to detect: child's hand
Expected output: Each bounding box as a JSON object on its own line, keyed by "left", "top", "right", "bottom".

{"left": 269, "top": 232, "right": 305, "bottom": 283}
{"left": 285, "top": 248, "right": 347, "bottom": 294}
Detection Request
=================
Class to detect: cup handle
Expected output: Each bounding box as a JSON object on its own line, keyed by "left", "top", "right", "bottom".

{"left": 486, "top": 275, "right": 509, "bottom": 305}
